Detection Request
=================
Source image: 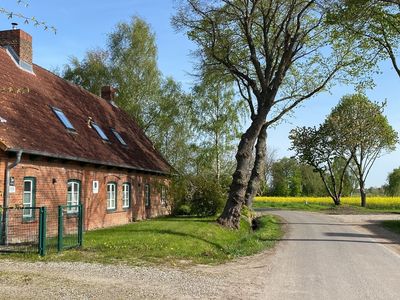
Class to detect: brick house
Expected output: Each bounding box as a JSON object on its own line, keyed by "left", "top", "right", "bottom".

{"left": 0, "top": 28, "right": 171, "bottom": 236}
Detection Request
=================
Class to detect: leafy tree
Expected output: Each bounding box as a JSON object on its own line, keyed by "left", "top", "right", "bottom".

{"left": 108, "top": 17, "right": 161, "bottom": 130}
{"left": 147, "top": 77, "right": 193, "bottom": 173}
{"left": 267, "top": 157, "right": 354, "bottom": 197}
{"left": 63, "top": 17, "right": 194, "bottom": 172}
{"left": 63, "top": 16, "right": 161, "bottom": 129}
{"left": 290, "top": 125, "right": 353, "bottom": 205}
{"left": 299, "top": 164, "right": 326, "bottom": 196}
{"left": 269, "top": 158, "right": 302, "bottom": 197}
{"left": 385, "top": 167, "right": 400, "bottom": 196}
{"left": 192, "top": 73, "right": 243, "bottom": 183}
{"left": 325, "top": 94, "right": 398, "bottom": 206}
{"left": 328, "top": 0, "right": 400, "bottom": 78}
{"left": 174, "top": 0, "right": 362, "bottom": 228}
{"left": 63, "top": 49, "right": 111, "bottom": 95}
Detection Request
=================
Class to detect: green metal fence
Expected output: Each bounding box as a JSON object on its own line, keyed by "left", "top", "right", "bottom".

{"left": 0, "top": 204, "right": 83, "bottom": 256}
{"left": 0, "top": 206, "right": 46, "bottom": 255}
{"left": 57, "top": 204, "right": 83, "bottom": 251}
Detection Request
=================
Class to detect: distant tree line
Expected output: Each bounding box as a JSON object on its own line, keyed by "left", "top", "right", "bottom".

{"left": 259, "top": 157, "right": 357, "bottom": 198}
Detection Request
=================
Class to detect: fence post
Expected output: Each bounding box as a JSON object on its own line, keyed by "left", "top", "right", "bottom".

{"left": 0, "top": 210, "right": 2, "bottom": 245}
{"left": 38, "top": 207, "right": 47, "bottom": 256}
{"left": 1, "top": 208, "right": 8, "bottom": 245}
{"left": 57, "top": 206, "right": 63, "bottom": 252}
{"left": 78, "top": 204, "right": 83, "bottom": 247}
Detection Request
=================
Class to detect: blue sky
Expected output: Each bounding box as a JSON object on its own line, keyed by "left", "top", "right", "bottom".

{"left": 1, "top": 0, "right": 399, "bottom": 187}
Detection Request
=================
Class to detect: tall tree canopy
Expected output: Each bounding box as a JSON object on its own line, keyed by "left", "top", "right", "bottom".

{"left": 192, "top": 73, "right": 243, "bottom": 183}
{"left": 174, "top": 0, "right": 363, "bottom": 228}
{"left": 328, "top": 0, "right": 400, "bottom": 77}
{"left": 325, "top": 94, "right": 398, "bottom": 206}
{"left": 64, "top": 16, "right": 161, "bottom": 129}
{"left": 292, "top": 94, "right": 398, "bottom": 206}
{"left": 290, "top": 125, "right": 353, "bottom": 205}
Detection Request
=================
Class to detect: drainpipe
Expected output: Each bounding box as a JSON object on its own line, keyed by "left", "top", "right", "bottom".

{"left": 1, "top": 150, "right": 22, "bottom": 245}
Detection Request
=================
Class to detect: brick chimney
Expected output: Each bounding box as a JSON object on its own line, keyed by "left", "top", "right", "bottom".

{"left": 101, "top": 86, "right": 116, "bottom": 102}
{"left": 0, "top": 28, "right": 32, "bottom": 66}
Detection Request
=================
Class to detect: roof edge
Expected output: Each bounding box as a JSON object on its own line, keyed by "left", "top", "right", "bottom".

{"left": 0, "top": 140, "right": 8, "bottom": 151}
{"left": 5, "top": 148, "right": 170, "bottom": 176}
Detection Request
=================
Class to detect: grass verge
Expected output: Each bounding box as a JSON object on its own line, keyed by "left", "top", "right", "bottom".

{"left": 381, "top": 220, "right": 400, "bottom": 234}
{"left": 0, "top": 215, "right": 282, "bottom": 266}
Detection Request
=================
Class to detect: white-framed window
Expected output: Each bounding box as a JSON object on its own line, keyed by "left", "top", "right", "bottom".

{"left": 23, "top": 177, "right": 35, "bottom": 219}
{"left": 145, "top": 184, "right": 150, "bottom": 207}
{"left": 67, "top": 180, "right": 80, "bottom": 214}
{"left": 161, "top": 186, "right": 166, "bottom": 206}
{"left": 122, "top": 183, "right": 130, "bottom": 208}
{"left": 93, "top": 180, "right": 99, "bottom": 194}
{"left": 107, "top": 182, "right": 117, "bottom": 210}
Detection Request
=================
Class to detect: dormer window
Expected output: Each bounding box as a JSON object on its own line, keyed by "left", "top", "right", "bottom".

{"left": 111, "top": 128, "right": 127, "bottom": 146}
{"left": 52, "top": 107, "right": 75, "bottom": 131}
{"left": 92, "top": 122, "right": 109, "bottom": 141}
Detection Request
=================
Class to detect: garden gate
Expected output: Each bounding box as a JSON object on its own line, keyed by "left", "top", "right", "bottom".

{"left": 0, "top": 204, "right": 83, "bottom": 256}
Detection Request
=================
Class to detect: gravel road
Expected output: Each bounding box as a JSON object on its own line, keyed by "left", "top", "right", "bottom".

{"left": 1, "top": 211, "right": 400, "bottom": 299}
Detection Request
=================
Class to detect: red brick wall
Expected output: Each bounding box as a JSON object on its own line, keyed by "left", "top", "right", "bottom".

{"left": 0, "top": 29, "right": 33, "bottom": 64}
{"left": 0, "top": 152, "right": 171, "bottom": 236}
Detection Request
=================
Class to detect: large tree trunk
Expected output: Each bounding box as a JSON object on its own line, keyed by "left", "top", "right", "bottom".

{"left": 244, "top": 125, "right": 267, "bottom": 208}
{"left": 360, "top": 180, "right": 366, "bottom": 207}
{"left": 217, "top": 117, "right": 265, "bottom": 228}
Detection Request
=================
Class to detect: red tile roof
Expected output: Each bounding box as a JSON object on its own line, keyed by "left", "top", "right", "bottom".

{"left": 0, "top": 47, "right": 171, "bottom": 174}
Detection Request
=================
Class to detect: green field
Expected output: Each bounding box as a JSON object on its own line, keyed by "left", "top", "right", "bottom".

{"left": 254, "top": 196, "right": 400, "bottom": 213}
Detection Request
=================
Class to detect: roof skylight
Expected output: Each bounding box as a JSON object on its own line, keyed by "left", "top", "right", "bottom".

{"left": 111, "top": 128, "right": 127, "bottom": 146}
{"left": 52, "top": 107, "right": 75, "bottom": 130}
{"left": 92, "top": 123, "right": 109, "bottom": 141}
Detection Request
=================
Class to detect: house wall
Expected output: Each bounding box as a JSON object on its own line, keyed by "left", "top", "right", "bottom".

{"left": 0, "top": 152, "right": 170, "bottom": 236}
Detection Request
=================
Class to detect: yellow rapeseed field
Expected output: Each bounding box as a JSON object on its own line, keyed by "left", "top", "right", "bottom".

{"left": 254, "top": 196, "right": 400, "bottom": 209}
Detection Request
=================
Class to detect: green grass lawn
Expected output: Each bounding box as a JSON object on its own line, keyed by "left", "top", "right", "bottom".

{"left": 381, "top": 220, "right": 400, "bottom": 234}
{"left": 1, "top": 215, "right": 282, "bottom": 266}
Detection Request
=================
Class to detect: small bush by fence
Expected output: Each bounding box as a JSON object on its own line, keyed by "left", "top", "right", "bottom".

{"left": 0, "top": 204, "right": 83, "bottom": 256}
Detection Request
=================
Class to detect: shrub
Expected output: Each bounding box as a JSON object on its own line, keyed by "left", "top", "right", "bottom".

{"left": 174, "top": 204, "right": 192, "bottom": 216}
{"left": 169, "top": 175, "right": 193, "bottom": 216}
{"left": 190, "top": 179, "right": 226, "bottom": 216}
